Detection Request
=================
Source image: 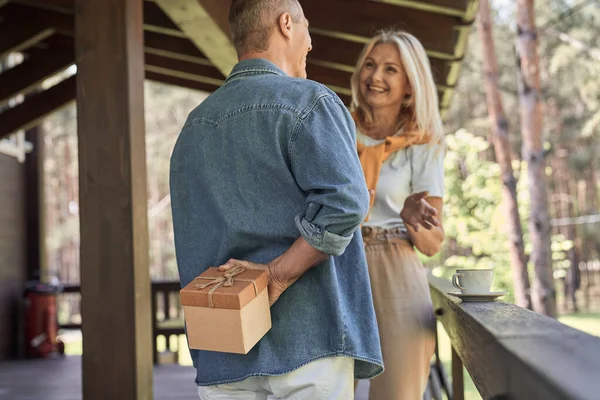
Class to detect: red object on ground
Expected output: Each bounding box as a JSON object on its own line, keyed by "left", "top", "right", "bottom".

{"left": 24, "top": 281, "right": 65, "bottom": 358}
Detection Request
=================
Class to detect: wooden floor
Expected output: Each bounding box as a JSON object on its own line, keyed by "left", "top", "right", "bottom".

{"left": 0, "top": 356, "right": 197, "bottom": 400}
{"left": 0, "top": 356, "right": 370, "bottom": 399}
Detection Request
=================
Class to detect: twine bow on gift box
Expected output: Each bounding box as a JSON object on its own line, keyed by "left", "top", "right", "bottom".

{"left": 194, "top": 266, "right": 260, "bottom": 308}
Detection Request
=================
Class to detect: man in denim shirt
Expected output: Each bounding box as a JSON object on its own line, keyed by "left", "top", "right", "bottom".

{"left": 170, "top": 0, "right": 383, "bottom": 398}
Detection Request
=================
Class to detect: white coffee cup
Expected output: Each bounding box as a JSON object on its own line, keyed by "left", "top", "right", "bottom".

{"left": 451, "top": 269, "right": 494, "bottom": 294}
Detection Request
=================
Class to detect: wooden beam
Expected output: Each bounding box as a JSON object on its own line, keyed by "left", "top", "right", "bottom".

{"left": 24, "top": 125, "right": 46, "bottom": 281}
{"left": 2, "top": 3, "right": 72, "bottom": 34}
{"left": 145, "top": 53, "right": 224, "bottom": 85}
{"left": 7, "top": 1, "right": 186, "bottom": 37}
{"left": 143, "top": 1, "right": 186, "bottom": 37}
{"left": 302, "top": 0, "right": 459, "bottom": 57}
{"left": 307, "top": 63, "right": 351, "bottom": 89}
{"left": 28, "top": 37, "right": 222, "bottom": 85}
{"left": 12, "top": 0, "right": 74, "bottom": 13}
{"left": 144, "top": 31, "right": 213, "bottom": 66}
{"left": 37, "top": 31, "right": 214, "bottom": 68}
{"left": 0, "top": 76, "right": 75, "bottom": 139}
{"left": 145, "top": 71, "right": 220, "bottom": 93}
{"left": 154, "top": 0, "right": 237, "bottom": 76}
{"left": 0, "top": 15, "right": 54, "bottom": 58}
{"left": 369, "top": 0, "right": 469, "bottom": 18}
{"left": 12, "top": 3, "right": 216, "bottom": 68}
{"left": 75, "top": 0, "right": 152, "bottom": 399}
{"left": 0, "top": 51, "right": 73, "bottom": 107}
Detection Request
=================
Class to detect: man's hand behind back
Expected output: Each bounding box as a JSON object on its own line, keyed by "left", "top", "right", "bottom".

{"left": 218, "top": 236, "right": 328, "bottom": 306}
{"left": 218, "top": 258, "right": 294, "bottom": 306}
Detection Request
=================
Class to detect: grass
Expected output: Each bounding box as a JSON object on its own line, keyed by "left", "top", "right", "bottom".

{"left": 60, "top": 312, "right": 600, "bottom": 400}
{"left": 558, "top": 313, "right": 600, "bottom": 336}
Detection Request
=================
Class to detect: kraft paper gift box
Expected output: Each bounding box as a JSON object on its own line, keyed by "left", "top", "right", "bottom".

{"left": 180, "top": 266, "right": 271, "bottom": 354}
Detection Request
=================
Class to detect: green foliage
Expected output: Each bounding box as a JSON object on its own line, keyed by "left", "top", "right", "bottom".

{"left": 437, "top": 0, "right": 600, "bottom": 305}
{"left": 435, "top": 130, "right": 573, "bottom": 300}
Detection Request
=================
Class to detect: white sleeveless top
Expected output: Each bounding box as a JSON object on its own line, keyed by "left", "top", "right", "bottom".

{"left": 357, "top": 130, "right": 445, "bottom": 230}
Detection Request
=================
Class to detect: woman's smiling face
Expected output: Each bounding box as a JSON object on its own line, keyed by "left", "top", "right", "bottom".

{"left": 359, "top": 43, "right": 410, "bottom": 110}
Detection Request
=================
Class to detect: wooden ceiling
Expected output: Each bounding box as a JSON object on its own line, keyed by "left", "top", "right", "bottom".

{"left": 0, "top": 0, "right": 479, "bottom": 139}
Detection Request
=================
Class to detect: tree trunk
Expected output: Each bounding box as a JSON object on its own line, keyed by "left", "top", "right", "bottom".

{"left": 552, "top": 151, "right": 580, "bottom": 312}
{"left": 477, "top": 0, "right": 532, "bottom": 309}
{"left": 516, "top": 0, "right": 557, "bottom": 317}
{"left": 549, "top": 101, "right": 580, "bottom": 313}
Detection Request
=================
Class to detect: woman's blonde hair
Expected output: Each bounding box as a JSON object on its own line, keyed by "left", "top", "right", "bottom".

{"left": 350, "top": 30, "right": 444, "bottom": 144}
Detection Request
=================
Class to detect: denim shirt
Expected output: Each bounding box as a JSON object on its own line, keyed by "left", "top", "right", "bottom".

{"left": 170, "top": 58, "right": 383, "bottom": 386}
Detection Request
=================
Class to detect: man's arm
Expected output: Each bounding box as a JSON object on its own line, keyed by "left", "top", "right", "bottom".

{"left": 220, "top": 93, "right": 369, "bottom": 305}
{"left": 289, "top": 94, "right": 370, "bottom": 250}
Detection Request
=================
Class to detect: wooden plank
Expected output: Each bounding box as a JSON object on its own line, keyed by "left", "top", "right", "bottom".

{"left": 28, "top": 37, "right": 221, "bottom": 85}
{"left": 0, "top": 356, "right": 199, "bottom": 400}
{"left": 0, "top": 51, "right": 73, "bottom": 107}
{"left": 37, "top": 31, "right": 213, "bottom": 68}
{"left": 0, "top": 152, "right": 26, "bottom": 360}
{"left": 302, "top": 0, "right": 459, "bottom": 57}
{"left": 306, "top": 63, "right": 352, "bottom": 89}
{"left": 6, "top": 1, "right": 186, "bottom": 37}
{"left": 155, "top": 0, "right": 237, "bottom": 76}
{"left": 12, "top": 0, "right": 74, "bottom": 13}
{"left": 144, "top": 31, "right": 213, "bottom": 66}
{"left": 0, "top": 15, "right": 54, "bottom": 58}
{"left": 144, "top": 53, "right": 224, "bottom": 85}
{"left": 429, "top": 275, "right": 600, "bottom": 400}
{"left": 143, "top": 1, "right": 186, "bottom": 37}
{"left": 0, "top": 76, "right": 75, "bottom": 139}
{"left": 75, "top": 0, "right": 152, "bottom": 399}
{"left": 451, "top": 347, "right": 464, "bottom": 400}
{"left": 369, "top": 0, "right": 469, "bottom": 18}
{"left": 24, "top": 126, "right": 46, "bottom": 281}
{"left": 145, "top": 71, "right": 220, "bottom": 93}
{"left": 2, "top": 3, "right": 72, "bottom": 34}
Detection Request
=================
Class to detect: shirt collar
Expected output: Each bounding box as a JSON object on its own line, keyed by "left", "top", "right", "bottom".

{"left": 225, "top": 58, "right": 288, "bottom": 83}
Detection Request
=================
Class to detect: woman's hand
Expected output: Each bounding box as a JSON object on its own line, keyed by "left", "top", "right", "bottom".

{"left": 218, "top": 257, "right": 294, "bottom": 306}
{"left": 400, "top": 191, "right": 440, "bottom": 232}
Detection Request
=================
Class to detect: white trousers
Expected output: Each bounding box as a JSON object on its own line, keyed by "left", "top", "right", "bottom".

{"left": 197, "top": 356, "right": 354, "bottom": 400}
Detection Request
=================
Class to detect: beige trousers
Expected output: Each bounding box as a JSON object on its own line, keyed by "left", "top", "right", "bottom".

{"left": 363, "top": 227, "right": 436, "bottom": 400}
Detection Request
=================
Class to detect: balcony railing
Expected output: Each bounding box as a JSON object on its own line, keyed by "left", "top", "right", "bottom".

{"left": 429, "top": 275, "right": 600, "bottom": 400}
{"left": 59, "top": 276, "right": 600, "bottom": 399}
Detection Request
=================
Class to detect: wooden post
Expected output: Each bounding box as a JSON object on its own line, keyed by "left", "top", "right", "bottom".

{"left": 24, "top": 126, "right": 45, "bottom": 281}
{"left": 451, "top": 346, "right": 464, "bottom": 400}
{"left": 75, "top": 0, "right": 152, "bottom": 399}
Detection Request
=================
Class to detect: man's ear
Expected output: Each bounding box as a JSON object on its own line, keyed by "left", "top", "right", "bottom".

{"left": 278, "top": 13, "right": 293, "bottom": 40}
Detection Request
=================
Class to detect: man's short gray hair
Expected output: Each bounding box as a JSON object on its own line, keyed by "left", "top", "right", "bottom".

{"left": 229, "top": 0, "right": 303, "bottom": 55}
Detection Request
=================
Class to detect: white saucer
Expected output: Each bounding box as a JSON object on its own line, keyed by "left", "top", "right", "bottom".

{"left": 447, "top": 291, "right": 507, "bottom": 302}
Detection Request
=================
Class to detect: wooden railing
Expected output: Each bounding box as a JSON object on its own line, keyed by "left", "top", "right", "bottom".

{"left": 429, "top": 275, "right": 600, "bottom": 400}
{"left": 150, "top": 281, "right": 185, "bottom": 363}
{"left": 58, "top": 281, "right": 185, "bottom": 364}
{"left": 60, "top": 275, "right": 600, "bottom": 397}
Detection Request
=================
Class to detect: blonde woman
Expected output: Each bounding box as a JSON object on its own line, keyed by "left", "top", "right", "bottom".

{"left": 351, "top": 30, "right": 445, "bottom": 399}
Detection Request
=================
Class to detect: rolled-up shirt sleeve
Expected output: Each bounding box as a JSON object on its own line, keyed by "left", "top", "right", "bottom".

{"left": 289, "top": 94, "right": 370, "bottom": 256}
